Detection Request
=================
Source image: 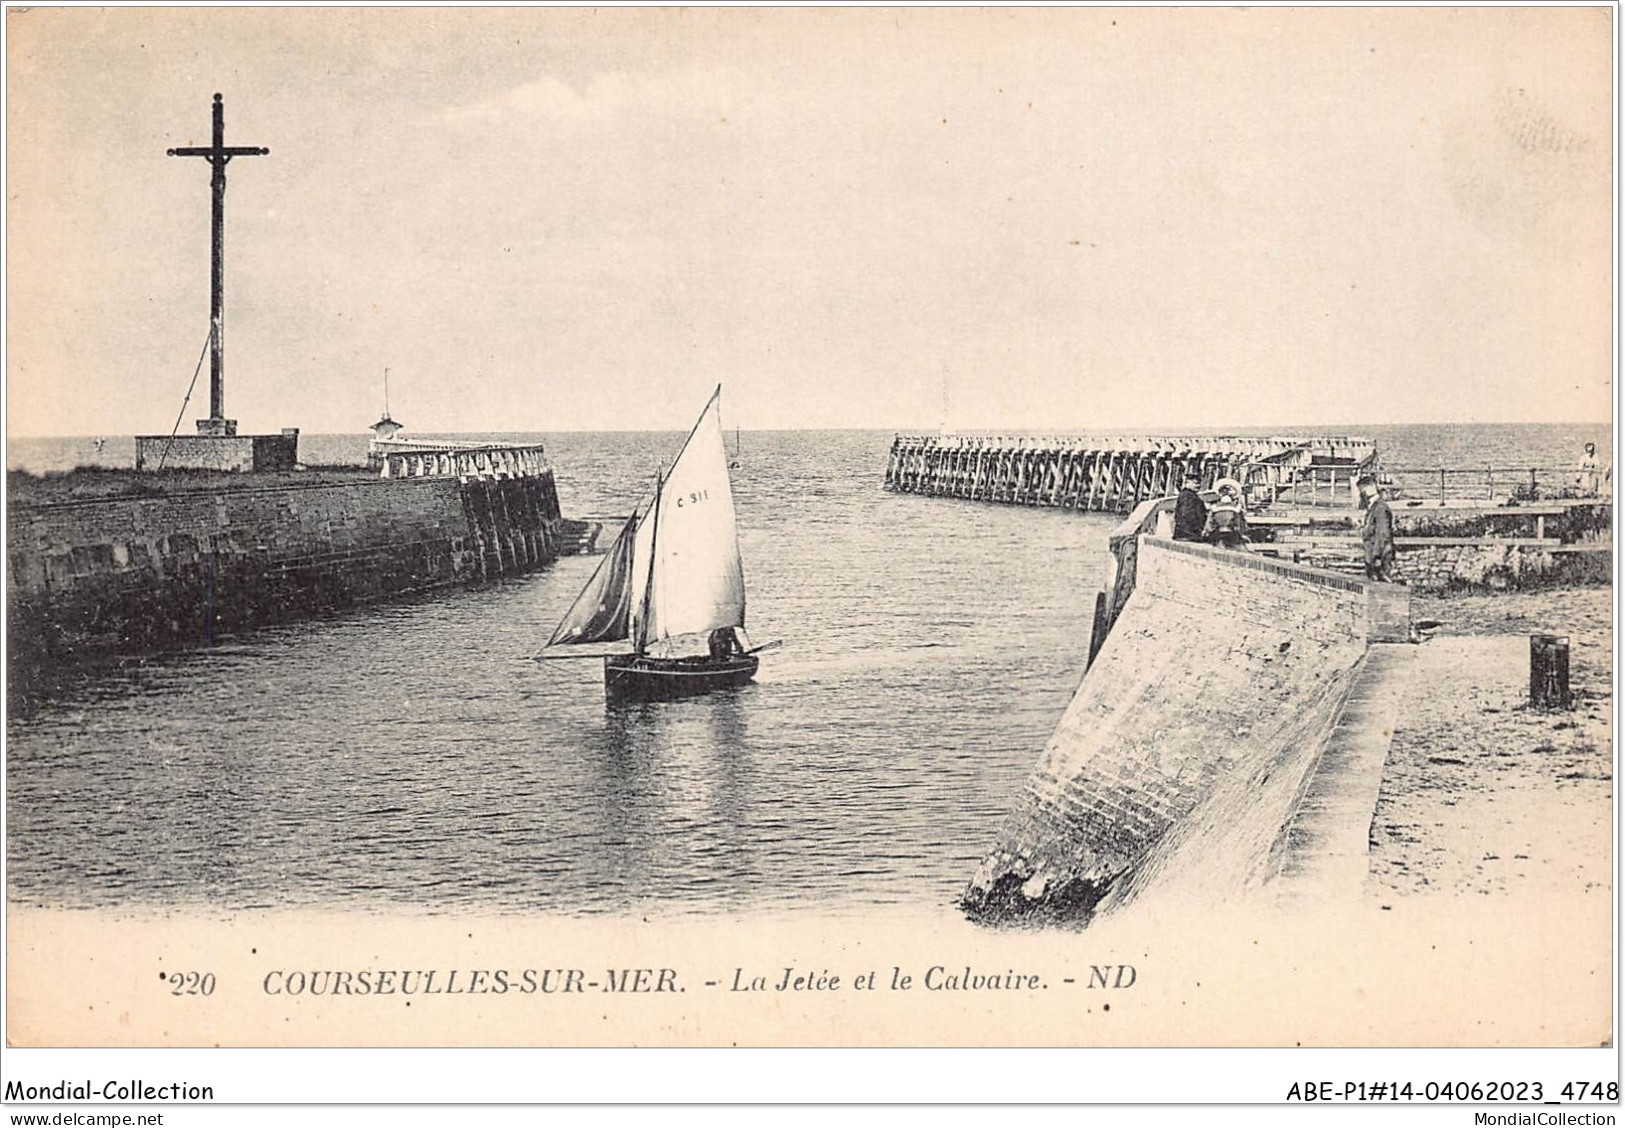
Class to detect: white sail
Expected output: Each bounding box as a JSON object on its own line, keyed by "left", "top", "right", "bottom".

{"left": 547, "top": 513, "right": 637, "bottom": 645}
{"left": 629, "top": 388, "right": 746, "bottom": 649}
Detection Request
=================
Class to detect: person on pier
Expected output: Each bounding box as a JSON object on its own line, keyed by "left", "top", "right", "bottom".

{"left": 1574, "top": 442, "right": 1602, "bottom": 497}
{"left": 1173, "top": 473, "right": 1208, "bottom": 542}
{"left": 1201, "top": 478, "right": 1249, "bottom": 549}
{"left": 1358, "top": 474, "right": 1396, "bottom": 581}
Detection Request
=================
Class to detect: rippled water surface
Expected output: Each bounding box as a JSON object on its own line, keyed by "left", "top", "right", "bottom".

{"left": 6, "top": 423, "right": 1609, "bottom": 915}
{"left": 8, "top": 430, "right": 1114, "bottom": 915}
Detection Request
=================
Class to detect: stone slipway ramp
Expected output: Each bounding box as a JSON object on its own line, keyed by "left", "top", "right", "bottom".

{"left": 1096, "top": 642, "right": 1417, "bottom": 918}
{"left": 962, "top": 538, "right": 1410, "bottom": 924}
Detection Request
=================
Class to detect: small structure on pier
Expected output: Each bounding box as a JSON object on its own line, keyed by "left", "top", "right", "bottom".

{"left": 366, "top": 410, "right": 406, "bottom": 472}
{"left": 370, "top": 414, "right": 405, "bottom": 444}
{"left": 884, "top": 433, "right": 1379, "bottom": 514}
{"left": 366, "top": 368, "right": 406, "bottom": 457}
{"left": 135, "top": 94, "right": 297, "bottom": 473}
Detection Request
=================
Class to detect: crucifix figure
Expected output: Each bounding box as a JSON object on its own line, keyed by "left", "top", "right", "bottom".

{"left": 168, "top": 93, "right": 269, "bottom": 436}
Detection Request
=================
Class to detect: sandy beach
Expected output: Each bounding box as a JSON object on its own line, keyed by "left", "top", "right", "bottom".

{"left": 1368, "top": 585, "right": 1614, "bottom": 903}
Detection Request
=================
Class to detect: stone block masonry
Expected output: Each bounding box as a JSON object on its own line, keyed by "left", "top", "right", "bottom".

{"left": 1142, "top": 537, "right": 1412, "bottom": 645}
{"left": 8, "top": 472, "right": 563, "bottom": 704}
{"left": 1389, "top": 541, "right": 1611, "bottom": 592}
{"left": 1268, "top": 499, "right": 1612, "bottom": 592}
{"left": 962, "top": 537, "right": 1410, "bottom": 924}
{"left": 134, "top": 430, "right": 300, "bottom": 472}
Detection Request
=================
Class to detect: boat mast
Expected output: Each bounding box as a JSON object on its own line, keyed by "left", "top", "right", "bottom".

{"left": 635, "top": 470, "right": 663, "bottom": 656}
{"left": 662, "top": 384, "right": 722, "bottom": 472}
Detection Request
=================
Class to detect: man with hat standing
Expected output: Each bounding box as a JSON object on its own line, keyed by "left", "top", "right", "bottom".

{"left": 1359, "top": 474, "right": 1396, "bottom": 581}
{"left": 1172, "top": 472, "right": 1208, "bottom": 542}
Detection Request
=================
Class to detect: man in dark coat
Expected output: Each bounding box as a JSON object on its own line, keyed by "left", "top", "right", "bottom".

{"left": 1359, "top": 475, "right": 1396, "bottom": 581}
{"left": 1172, "top": 474, "right": 1207, "bottom": 541}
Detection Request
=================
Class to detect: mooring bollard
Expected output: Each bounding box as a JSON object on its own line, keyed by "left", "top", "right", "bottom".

{"left": 1529, "top": 634, "right": 1572, "bottom": 709}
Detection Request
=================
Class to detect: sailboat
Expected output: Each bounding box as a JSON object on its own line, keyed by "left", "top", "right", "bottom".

{"left": 543, "top": 386, "right": 761, "bottom": 701}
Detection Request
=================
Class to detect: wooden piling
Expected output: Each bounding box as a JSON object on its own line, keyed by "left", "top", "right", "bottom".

{"left": 884, "top": 434, "right": 1378, "bottom": 514}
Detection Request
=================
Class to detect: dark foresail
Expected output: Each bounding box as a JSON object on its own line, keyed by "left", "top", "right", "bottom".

{"left": 548, "top": 513, "right": 638, "bottom": 646}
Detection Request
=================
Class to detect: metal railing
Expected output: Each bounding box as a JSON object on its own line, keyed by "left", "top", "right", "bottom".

{"left": 1250, "top": 464, "right": 1364, "bottom": 508}
{"left": 1381, "top": 466, "right": 1610, "bottom": 504}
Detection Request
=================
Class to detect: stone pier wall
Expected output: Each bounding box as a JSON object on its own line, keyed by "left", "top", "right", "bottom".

{"left": 1389, "top": 542, "right": 1611, "bottom": 591}
{"left": 963, "top": 537, "right": 1410, "bottom": 923}
{"left": 8, "top": 473, "right": 563, "bottom": 702}
{"left": 134, "top": 431, "right": 301, "bottom": 473}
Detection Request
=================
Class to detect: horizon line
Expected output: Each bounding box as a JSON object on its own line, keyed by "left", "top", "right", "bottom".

{"left": 6, "top": 419, "right": 1616, "bottom": 442}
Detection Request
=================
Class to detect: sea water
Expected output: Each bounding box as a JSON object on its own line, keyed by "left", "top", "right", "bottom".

{"left": 3, "top": 424, "right": 1610, "bottom": 915}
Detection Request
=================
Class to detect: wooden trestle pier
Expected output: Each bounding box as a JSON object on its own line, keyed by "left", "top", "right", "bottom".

{"left": 884, "top": 434, "right": 1379, "bottom": 513}
{"left": 371, "top": 438, "right": 551, "bottom": 481}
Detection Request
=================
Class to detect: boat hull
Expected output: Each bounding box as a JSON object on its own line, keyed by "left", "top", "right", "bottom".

{"left": 603, "top": 653, "right": 759, "bottom": 702}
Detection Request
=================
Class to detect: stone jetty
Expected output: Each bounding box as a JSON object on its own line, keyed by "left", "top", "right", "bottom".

{"left": 6, "top": 438, "right": 587, "bottom": 705}
{"left": 963, "top": 498, "right": 1412, "bottom": 924}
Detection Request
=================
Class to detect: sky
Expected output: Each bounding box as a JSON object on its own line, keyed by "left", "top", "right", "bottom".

{"left": 4, "top": 7, "right": 1614, "bottom": 437}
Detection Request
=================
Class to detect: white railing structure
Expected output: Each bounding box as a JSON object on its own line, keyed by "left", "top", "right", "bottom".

{"left": 371, "top": 438, "right": 551, "bottom": 481}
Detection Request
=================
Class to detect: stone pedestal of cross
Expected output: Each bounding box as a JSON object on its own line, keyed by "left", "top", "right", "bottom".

{"left": 167, "top": 93, "right": 269, "bottom": 436}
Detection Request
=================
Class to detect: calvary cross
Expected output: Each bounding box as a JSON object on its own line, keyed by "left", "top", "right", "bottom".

{"left": 167, "top": 93, "right": 269, "bottom": 435}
